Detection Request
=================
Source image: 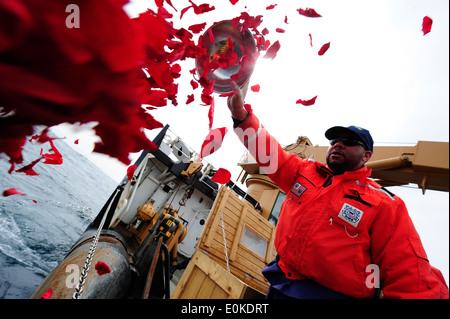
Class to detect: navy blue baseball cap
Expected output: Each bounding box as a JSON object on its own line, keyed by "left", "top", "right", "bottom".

{"left": 325, "top": 125, "right": 374, "bottom": 152}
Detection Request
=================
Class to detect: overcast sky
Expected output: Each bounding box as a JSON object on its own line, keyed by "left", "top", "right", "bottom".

{"left": 53, "top": 0, "right": 449, "bottom": 285}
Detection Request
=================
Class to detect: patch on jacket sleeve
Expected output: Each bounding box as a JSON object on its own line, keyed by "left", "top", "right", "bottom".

{"left": 338, "top": 203, "right": 364, "bottom": 227}
{"left": 290, "top": 182, "right": 307, "bottom": 197}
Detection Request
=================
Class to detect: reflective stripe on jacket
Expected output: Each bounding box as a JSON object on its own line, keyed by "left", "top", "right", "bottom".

{"left": 235, "top": 112, "right": 449, "bottom": 299}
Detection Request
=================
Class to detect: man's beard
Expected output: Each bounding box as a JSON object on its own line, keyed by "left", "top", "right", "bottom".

{"left": 326, "top": 154, "right": 364, "bottom": 175}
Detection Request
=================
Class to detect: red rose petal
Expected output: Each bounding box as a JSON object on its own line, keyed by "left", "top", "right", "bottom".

{"left": 297, "top": 7, "right": 322, "bottom": 18}
{"left": 230, "top": 0, "right": 239, "bottom": 5}
{"left": 188, "top": 22, "right": 207, "bottom": 34}
{"left": 95, "top": 261, "right": 111, "bottom": 276}
{"left": 266, "top": 4, "right": 277, "bottom": 10}
{"left": 15, "top": 157, "right": 42, "bottom": 176}
{"left": 211, "top": 168, "right": 231, "bottom": 184}
{"left": 422, "top": 16, "right": 433, "bottom": 35}
{"left": 309, "top": 33, "right": 313, "bottom": 47}
{"left": 318, "top": 42, "right": 330, "bottom": 56}
{"left": 263, "top": 40, "right": 281, "bottom": 59}
{"left": 251, "top": 84, "right": 260, "bottom": 92}
{"left": 3, "top": 188, "right": 26, "bottom": 197}
{"left": 40, "top": 288, "right": 53, "bottom": 299}
{"left": 208, "top": 98, "right": 215, "bottom": 129}
{"left": 276, "top": 28, "right": 285, "bottom": 33}
{"left": 199, "top": 127, "right": 228, "bottom": 159}
{"left": 127, "top": 165, "right": 137, "bottom": 181}
{"left": 190, "top": 79, "right": 199, "bottom": 90}
{"left": 186, "top": 94, "right": 195, "bottom": 104}
{"left": 181, "top": 0, "right": 215, "bottom": 19}
{"left": 296, "top": 96, "right": 318, "bottom": 106}
{"left": 141, "top": 90, "right": 168, "bottom": 107}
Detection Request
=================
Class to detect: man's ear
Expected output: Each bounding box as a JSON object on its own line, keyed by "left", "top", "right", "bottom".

{"left": 363, "top": 150, "right": 373, "bottom": 163}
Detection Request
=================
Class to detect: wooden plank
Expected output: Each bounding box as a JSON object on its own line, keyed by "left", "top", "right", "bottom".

{"left": 211, "top": 285, "right": 229, "bottom": 299}
{"left": 229, "top": 205, "right": 247, "bottom": 261}
{"left": 184, "top": 268, "right": 206, "bottom": 298}
{"left": 171, "top": 252, "right": 198, "bottom": 298}
{"left": 193, "top": 251, "right": 246, "bottom": 299}
{"left": 203, "top": 189, "right": 230, "bottom": 248}
{"left": 196, "top": 275, "right": 216, "bottom": 298}
{"left": 266, "top": 226, "right": 276, "bottom": 263}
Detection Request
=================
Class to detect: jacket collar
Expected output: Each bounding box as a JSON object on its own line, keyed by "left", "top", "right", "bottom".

{"left": 316, "top": 161, "right": 372, "bottom": 179}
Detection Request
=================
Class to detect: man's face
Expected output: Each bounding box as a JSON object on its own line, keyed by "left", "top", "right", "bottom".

{"left": 326, "top": 134, "right": 372, "bottom": 175}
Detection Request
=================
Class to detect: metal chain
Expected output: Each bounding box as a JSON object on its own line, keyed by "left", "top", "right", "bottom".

{"left": 219, "top": 210, "right": 230, "bottom": 272}
{"left": 73, "top": 189, "right": 118, "bottom": 299}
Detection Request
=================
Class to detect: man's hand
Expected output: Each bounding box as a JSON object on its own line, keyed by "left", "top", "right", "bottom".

{"left": 227, "top": 80, "right": 249, "bottom": 121}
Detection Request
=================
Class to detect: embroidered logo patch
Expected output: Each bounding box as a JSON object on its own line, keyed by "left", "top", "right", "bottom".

{"left": 338, "top": 203, "right": 364, "bottom": 227}
{"left": 290, "top": 182, "right": 307, "bottom": 197}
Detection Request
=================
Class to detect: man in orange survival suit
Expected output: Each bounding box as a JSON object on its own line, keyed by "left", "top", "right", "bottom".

{"left": 227, "top": 82, "right": 449, "bottom": 299}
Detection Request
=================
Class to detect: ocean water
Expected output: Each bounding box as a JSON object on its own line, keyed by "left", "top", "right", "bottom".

{"left": 0, "top": 136, "right": 118, "bottom": 299}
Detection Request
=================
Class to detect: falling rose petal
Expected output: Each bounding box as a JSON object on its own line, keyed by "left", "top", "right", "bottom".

{"left": 95, "top": 261, "right": 111, "bottom": 276}
{"left": 229, "top": 0, "right": 239, "bottom": 4}
{"left": 74, "top": 139, "right": 79, "bottom": 145}
{"left": 263, "top": 40, "right": 281, "bottom": 59}
{"left": 0, "top": 1, "right": 168, "bottom": 171}
{"left": 297, "top": 7, "right": 322, "bottom": 18}
{"left": 181, "top": 0, "right": 215, "bottom": 19}
{"left": 3, "top": 188, "right": 26, "bottom": 197}
{"left": 284, "top": 16, "right": 289, "bottom": 24}
{"left": 199, "top": 127, "right": 228, "bottom": 159}
{"left": 296, "top": 96, "right": 318, "bottom": 106}
{"left": 309, "top": 33, "right": 313, "bottom": 47}
{"left": 188, "top": 22, "right": 207, "bottom": 34}
{"left": 40, "top": 288, "right": 53, "bottom": 299}
{"left": 208, "top": 98, "right": 215, "bottom": 130}
{"left": 276, "top": 28, "right": 285, "bottom": 33}
{"left": 422, "top": 16, "right": 433, "bottom": 35}
{"left": 127, "top": 165, "right": 137, "bottom": 181}
{"left": 318, "top": 42, "right": 330, "bottom": 56}
{"left": 42, "top": 140, "right": 63, "bottom": 165}
{"left": 190, "top": 79, "right": 199, "bottom": 90}
{"left": 262, "top": 28, "right": 269, "bottom": 35}
{"left": 211, "top": 168, "right": 231, "bottom": 184}
{"left": 15, "top": 157, "right": 42, "bottom": 176}
{"left": 186, "top": 94, "right": 195, "bottom": 104}
{"left": 32, "top": 200, "right": 38, "bottom": 204}
{"left": 251, "top": 84, "right": 260, "bottom": 92}
{"left": 141, "top": 90, "right": 168, "bottom": 107}
{"left": 266, "top": 4, "right": 277, "bottom": 10}
{"left": 201, "top": 94, "right": 213, "bottom": 106}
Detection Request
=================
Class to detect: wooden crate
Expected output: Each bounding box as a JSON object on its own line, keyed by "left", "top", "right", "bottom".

{"left": 196, "top": 186, "right": 277, "bottom": 294}
{"left": 171, "top": 250, "right": 264, "bottom": 299}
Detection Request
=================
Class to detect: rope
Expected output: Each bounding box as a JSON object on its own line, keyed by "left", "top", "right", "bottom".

{"left": 219, "top": 210, "right": 230, "bottom": 272}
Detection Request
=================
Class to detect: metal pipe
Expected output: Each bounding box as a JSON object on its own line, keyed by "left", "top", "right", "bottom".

{"left": 367, "top": 156, "right": 408, "bottom": 171}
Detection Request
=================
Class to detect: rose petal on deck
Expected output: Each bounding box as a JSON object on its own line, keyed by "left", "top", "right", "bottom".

{"left": 95, "top": 261, "right": 111, "bottom": 276}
